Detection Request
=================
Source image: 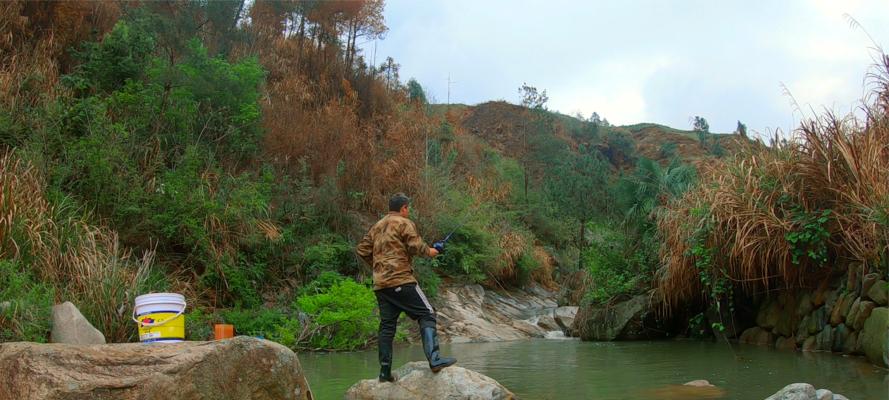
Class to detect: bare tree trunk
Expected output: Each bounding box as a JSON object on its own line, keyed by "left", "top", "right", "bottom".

{"left": 296, "top": 15, "right": 306, "bottom": 65}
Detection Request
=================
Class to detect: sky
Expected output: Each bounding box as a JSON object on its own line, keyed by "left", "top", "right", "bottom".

{"left": 360, "top": 0, "right": 889, "bottom": 139}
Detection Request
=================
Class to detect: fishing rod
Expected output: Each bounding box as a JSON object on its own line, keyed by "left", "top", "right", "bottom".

{"left": 432, "top": 216, "right": 471, "bottom": 253}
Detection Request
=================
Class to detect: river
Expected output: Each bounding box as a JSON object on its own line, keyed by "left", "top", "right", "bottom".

{"left": 301, "top": 338, "right": 887, "bottom": 399}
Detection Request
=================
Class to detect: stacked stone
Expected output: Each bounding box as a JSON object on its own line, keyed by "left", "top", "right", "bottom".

{"left": 738, "top": 273, "right": 888, "bottom": 368}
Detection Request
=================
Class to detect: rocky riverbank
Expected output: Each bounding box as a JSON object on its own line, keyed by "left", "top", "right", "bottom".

{"left": 738, "top": 273, "right": 888, "bottom": 367}
{"left": 433, "top": 284, "right": 578, "bottom": 343}
{"left": 570, "top": 272, "right": 888, "bottom": 368}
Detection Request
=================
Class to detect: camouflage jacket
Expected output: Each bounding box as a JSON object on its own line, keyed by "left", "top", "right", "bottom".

{"left": 356, "top": 212, "right": 430, "bottom": 290}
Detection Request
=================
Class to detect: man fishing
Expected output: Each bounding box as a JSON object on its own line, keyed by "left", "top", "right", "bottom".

{"left": 356, "top": 193, "right": 457, "bottom": 383}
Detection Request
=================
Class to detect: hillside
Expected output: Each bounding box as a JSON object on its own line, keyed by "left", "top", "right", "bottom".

{"left": 435, "top": 101, "right": 747, "bottom": 169}
{"left": 0, "top": 0, "right": 749, "bottom": 351}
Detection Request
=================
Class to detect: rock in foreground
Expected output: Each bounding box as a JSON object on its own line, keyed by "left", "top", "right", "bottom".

{"left": 345, "top": 361, "right": 515, "bottom": 400}
{"left": 765, "top": 383, "right": 848, "bottom": 400}
{"left": 0, "top": 336, "right": 312, "bottom": 400}
{"left": 51, "top": 301, "right": 106, "bottom": 345}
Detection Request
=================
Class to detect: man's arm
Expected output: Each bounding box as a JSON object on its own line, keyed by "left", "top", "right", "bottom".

{"left": 402, "top": 220, "right": 437, "bottom": 257}
{"left": 356, "top": 232, "right": 374, "bottom": 266}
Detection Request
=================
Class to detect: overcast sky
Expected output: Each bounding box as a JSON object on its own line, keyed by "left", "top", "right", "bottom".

{"left": 360, "top": 0, "right": 889, "bottom": 139}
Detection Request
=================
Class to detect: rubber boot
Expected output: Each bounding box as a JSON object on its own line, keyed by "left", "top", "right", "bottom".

{"left": 378, "top": 337, "right": 397, "bottom": 382}
{"left": 420, "top": 326, "right": 456, "bottom": 372}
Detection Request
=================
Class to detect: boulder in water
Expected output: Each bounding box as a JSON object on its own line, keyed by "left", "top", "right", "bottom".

{"left": 0, "top": 336, "right": 312, "bottom": 400}
{"left": 534, "top": 313, "right": 559, "bottom": 331}
{"left": 858, "top": 307, "right": 888, "bottom": 367}
{"left": 50, "top": 301, "right": 105, "bottom": 345}
{"left": 344, "top": 361, "right": 515, "bottom": 400}
{"left": 553, "top": 306, "right": 578, "bottom": 334}
{"left": 765, "top": 383, "right": 816, "bottom": 400}
{"left": 765, "top": 383, "right": 849, "bottom": 400}
{"left": 576, "top": 292, "right": 672, "bottom": 341}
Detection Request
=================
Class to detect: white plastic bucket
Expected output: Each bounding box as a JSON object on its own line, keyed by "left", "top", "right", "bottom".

{"left": 133, "top": 293, "right": 186, "bottom": 343}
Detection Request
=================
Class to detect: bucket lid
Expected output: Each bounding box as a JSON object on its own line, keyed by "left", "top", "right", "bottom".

{"left": 135, "top": 292, "right": 186, "bottom": 303}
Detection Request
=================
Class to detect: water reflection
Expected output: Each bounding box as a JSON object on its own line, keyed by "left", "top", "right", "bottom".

{"left": 301, "top": 339, "right": 888, "bottom": 400}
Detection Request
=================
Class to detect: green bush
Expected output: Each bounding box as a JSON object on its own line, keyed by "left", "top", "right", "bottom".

{"left": 0, "top": 260, "right": 55, "bottom": 342}
{"left": 582, "top": 225, "right": 642, "bottom": 304}
{"left": 184, "top": 308, "right": 215, "bottom": 341}
{"left": 302, "top": 235, "right": 357, "bottom": 278}
{"left": 220, "top": 307, "right": 300, "bottom": 347}
{"left": 296, "top": 278, "right": 376, "bottom": 350}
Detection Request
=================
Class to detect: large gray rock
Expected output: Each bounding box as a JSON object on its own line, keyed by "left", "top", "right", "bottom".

{"left": 533, "top": 313, "right": 559, "bottom": 331}
{"left": 765, "top": 383, "right": 816, "bottom": 400}
{"left": 435, "top": 284, "right": 558, "bottom": 343}
{"left": 344, "top": 362, "right": 515, "bottom": 400}
{"left": 0, "top": 336, "right": 312, "bottom": 400}
{"left": 50, "top": 302, "right": 105, "bottom": 345}
{"left": 814, "top": 389, "right": 832, "bottom": 400}
{"left": 553, "top": 306, "right": 578, "bottom": 334}
{"left": 866, "top": 280, "right": 887, "bottom": 306}
{"left": 858, "top": 307, "right": 888, "bottom": 367}
{"left": 577, "top": 293, "right": 667, "bottom": 341}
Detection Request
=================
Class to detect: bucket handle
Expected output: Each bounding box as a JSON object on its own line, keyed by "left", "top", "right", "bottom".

{"left": 132, "top": 300, "right": 186, "bottom": 328}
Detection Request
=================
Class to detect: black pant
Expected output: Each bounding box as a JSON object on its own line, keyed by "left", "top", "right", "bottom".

{"left": 376, "top": 283, "right": 437, "bottom": 364}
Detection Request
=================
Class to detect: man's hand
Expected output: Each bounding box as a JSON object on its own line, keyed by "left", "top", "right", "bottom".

{"left": 427, "top": 247, "right": 439, "bottom": 257}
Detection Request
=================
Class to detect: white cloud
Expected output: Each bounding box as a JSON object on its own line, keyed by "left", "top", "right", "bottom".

{"left": 364, "top": 0, "right": 889, "bottom": 134}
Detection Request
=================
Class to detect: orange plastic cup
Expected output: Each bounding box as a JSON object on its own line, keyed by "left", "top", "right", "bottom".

{"left": 214, "top": 324, "right": 234, "bottom": 340}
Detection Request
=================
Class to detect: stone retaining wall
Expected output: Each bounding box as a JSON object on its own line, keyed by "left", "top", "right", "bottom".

{"left": 738, "top": 273, "right": 888, "bottom": 367}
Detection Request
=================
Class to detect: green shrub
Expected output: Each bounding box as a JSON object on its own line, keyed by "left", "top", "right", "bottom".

{"left": 582, "top": 225, "right": 642, "bottom": 304}
{"left": 302, "top": 235, "right": 357, "bottom": 278}
{"left": 296, "top": 278, "right": 376, "bottom": 350}
{"left": 515, "top": 251, "right": 540, "bottom": 286}
{"left": 0, "top": 260, "right": 55, "bottom": 342}
{"left": 184, "top": 308, "right": 215, "bottom": 341}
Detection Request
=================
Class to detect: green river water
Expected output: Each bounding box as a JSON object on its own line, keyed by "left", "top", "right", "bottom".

{"left": 302, "top": 339, "right": 887, "bottom": 400}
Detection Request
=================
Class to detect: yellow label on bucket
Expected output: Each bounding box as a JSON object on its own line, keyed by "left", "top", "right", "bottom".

{"left": 137, "top": 312, "right": 185, "bottom": 342}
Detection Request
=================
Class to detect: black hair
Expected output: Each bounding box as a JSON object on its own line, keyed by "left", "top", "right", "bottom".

{"left": 389, "top": 193, "right": 410, "bottom": 212}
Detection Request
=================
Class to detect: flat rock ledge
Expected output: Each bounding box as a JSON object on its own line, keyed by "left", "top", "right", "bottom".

{"left": 765, "top": 383, "right": 849, "bottom": 400}
{"left": 0, "top": 336, "right": 312, "bottom": 400}
{"left": 345, "top": 361, "right": 516, "bottom": 400}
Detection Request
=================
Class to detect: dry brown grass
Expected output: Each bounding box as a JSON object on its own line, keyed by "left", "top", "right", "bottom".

{"left": 0, "top": 0, "right": 118, "bottom": 109}
{"left": 0, "top": 151, "right": 154, "bottom": 342}
{"left": 657, "top": 56, "right": 889, "bottom": 311}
